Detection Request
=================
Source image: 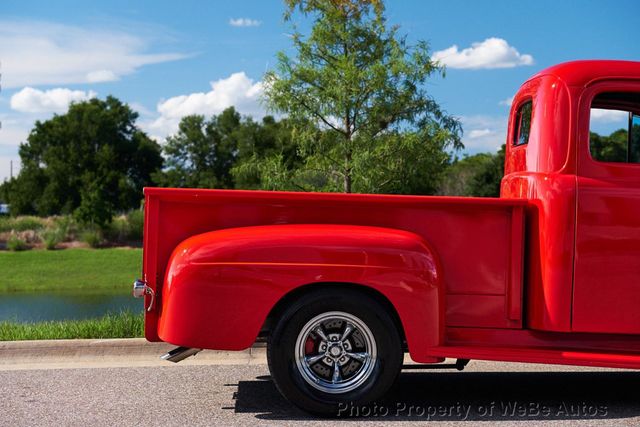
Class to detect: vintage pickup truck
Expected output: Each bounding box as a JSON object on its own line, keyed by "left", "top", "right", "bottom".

{"left": 133, "top": 60, "right": 640, "bottom": 415}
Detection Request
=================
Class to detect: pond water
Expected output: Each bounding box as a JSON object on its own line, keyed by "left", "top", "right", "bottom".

{"left": 0, "top": 292, "right": 143, "bottom": 322}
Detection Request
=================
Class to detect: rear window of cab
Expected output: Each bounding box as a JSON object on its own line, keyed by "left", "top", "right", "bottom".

{"left": 513, "top": 101, "right": 533, "bottom": 146}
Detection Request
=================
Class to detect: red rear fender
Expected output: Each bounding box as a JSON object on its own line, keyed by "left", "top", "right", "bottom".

{"left": 158, "top": 224, "right": 443, "bottom": 361}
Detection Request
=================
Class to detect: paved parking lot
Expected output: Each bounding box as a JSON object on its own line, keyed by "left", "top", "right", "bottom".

{"left": 1, "top": 359, "right": 639, "bottom": 426}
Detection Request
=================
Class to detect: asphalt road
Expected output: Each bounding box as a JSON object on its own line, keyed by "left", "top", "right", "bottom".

{"left": 1, "top": 361, "right": 639, "bottom": 426}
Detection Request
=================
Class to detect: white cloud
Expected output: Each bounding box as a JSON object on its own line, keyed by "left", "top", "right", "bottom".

{"left": 499, "top": 96, "right": 514, "bottom": 106}
{"left": 146, "top": 72, "right": 265, "bottom": 138}
{"left": 10, "top": 87, "right": 97, "bottom": 114}
{"left": 460, "top": 115, "right": 507, "bottom": 153}
{"left": 229, "top": 18, "right": 261, "bottom": 27}
{"left": 0, "top": 20, "right": 188, "bottom": 88}
{"left": 86, "top": 70, "right": 119, "bottom": 83}
{"left": 433, "top": 38, "right": 533, "bottom": 69}
{"left": 591, "top": 108, "right": 628, "bottom": 123}
{"left": 468, "top": 128, "right": 493, "bottom": 139}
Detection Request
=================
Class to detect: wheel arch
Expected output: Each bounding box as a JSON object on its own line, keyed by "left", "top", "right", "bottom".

{"left": 261, "top": 282, "right": 408, "bottom": 351}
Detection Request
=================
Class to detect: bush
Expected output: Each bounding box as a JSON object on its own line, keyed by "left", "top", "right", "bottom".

{"left": 52, "top": 216, "right": 76, "bottom": 242}
{"left": 106, "top": 216, "right": 128, "bottom": 243}
{"left": 41, "top": 228, "right": 63, "bottom": 250}
{"left": 7, "top": 234, "right": 28, "bottom": 251}
{"left": 74, "top": 184, "right": 114, "bottom": 230}
{"left": 0, "top": 212, "right": 142, "bottom": 248}
{"left": 105, "top": 210, "right": 143, "bottom": 243}
{"left": 126, "top": 210, "right": 144, "bottom": 241}
{"left": 13, "top": 216, "right": 46, "bottom": 231}
{"left": 81, "top": 228, "right": 104, "bottom": 248}
{"left": 0, "top": 216, "right": 46, "bottom": 233}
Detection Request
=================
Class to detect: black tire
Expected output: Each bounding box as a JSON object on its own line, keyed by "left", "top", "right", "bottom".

{"left": 267, "top": 288, "right": 403, "bottom": 417}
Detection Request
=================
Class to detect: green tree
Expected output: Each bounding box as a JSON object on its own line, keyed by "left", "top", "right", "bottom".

{"left": 259, "top": 0, "right": 462, "bottom": 194}
{"left": 438, "top": 153, "right": 495, "bottom": 196}
{"left": 156, "top": 107, "right": 301, "bottom": 190}
{"left": 468, "top": 144, "right": 505, "bottom": 197}
{"left": 590, "top": 129, "right": 628, "bottom": 162}
{"left": 232, "top": 115, "right": 301, "bottom": 189}
{"left": 153, "top": 110, "right": 239, "bottom": 189}
{"left": 439, "top": 145, "right": 505, "bottom": 197}
{"left": 4, "top": 96, "right": 162, "bottom": 226}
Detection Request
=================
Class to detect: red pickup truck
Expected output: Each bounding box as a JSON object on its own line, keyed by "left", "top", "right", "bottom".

{"left": 134, "top": 60, "right": 640, "bottom": 415}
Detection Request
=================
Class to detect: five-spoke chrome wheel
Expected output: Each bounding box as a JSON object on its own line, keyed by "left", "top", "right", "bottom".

{"left": 268, "top": 289, "right": 403, "bottom": 415}
{"left": 294, "top": 311, "right": 377, "bottom": 394}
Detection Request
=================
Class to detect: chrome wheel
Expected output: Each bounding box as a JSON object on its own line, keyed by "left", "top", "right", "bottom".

{"left": 294, "top": 311, "right": 377, "bottom": 394}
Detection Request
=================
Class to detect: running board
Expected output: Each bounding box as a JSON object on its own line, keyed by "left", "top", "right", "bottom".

{"left": 429, "top": 345, "right": 640, "bottom": 370}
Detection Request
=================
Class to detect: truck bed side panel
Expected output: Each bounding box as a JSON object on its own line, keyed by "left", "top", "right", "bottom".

{"left": 142, "top": 189, "right": 526, "bottom": 344}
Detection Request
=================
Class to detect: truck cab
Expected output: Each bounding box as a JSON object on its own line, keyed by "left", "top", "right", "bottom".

{"left": 502, "top": 60, "right": 640, "bottom": 334}
{"left": 135, "top": 60, "right": 640, "bottom": 416}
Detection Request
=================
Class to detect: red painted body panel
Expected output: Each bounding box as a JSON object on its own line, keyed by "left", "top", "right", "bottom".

{"left": 159, "top": 225, "right": 441, "bottom": 357}
{"left": 141, "top": 60, "right": 640, "bottom": 369}
{"left": 502, "top": 61, "right": 640, "bottom": 336}
{"left": 501, "top": 74, "right": 576, "bottom": 332}
{"left": 142, "top": 189, "right": 525, "bottom": 362}
{"left": 440, "top": 327, "right": 640, "bottom": 369}
{"left": 573, "top": 80, "right": 640, "bottom": 334}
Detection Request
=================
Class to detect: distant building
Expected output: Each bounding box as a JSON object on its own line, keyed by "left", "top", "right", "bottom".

{"left": 0, "top": 204, "right": 9, "bottom": 215}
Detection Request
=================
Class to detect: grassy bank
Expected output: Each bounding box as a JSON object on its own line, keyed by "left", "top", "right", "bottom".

{"left": 0, "top": 248, "right": 142, "bottom": 292}
{"left": 0, "top": 311, "right": 144, "bottom": 341}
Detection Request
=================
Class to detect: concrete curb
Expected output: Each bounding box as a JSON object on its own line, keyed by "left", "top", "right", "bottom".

{"left": 0, "top": 338, "right": 267, "bottom": 371}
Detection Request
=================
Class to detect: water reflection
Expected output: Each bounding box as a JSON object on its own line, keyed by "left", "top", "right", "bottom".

{"left": 0, "top": 292, "right": 142, "bottom": 322}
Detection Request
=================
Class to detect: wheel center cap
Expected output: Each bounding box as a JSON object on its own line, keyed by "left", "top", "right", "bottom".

{"left": 329, "top": 346, "right": 342, "bottom": 357}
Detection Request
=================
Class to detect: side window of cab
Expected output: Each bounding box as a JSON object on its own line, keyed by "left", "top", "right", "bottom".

{"left": 589, "top": 92, "right": 640, "bottom": 163}
{"left": 513, "top": 101, "right": 533, "bottom": 146}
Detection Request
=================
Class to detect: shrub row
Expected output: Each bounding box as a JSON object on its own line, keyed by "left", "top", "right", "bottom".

{"left": 0, "top": 210, "right": 144, "bottom": 251}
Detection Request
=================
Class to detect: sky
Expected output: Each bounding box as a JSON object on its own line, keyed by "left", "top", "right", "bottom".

{"left": 0, "top": 0, "right": 638, "bottom": 181}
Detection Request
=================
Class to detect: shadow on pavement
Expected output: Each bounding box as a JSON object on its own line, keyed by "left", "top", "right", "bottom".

{"left": 233, "top": 370, "right": 640, "bottom": 421}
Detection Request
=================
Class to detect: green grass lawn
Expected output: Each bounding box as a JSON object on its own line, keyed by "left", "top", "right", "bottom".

{"left": 0, "top": 248, "right": 142, "bottom": 293}
{"left": 0, "top": 311, "right": 144, "bottom": 340}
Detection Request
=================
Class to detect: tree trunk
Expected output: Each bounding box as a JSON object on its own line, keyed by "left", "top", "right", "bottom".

{"left": 344, "top": 148, "right": 352, "bottom": 193}
{"left": 344, "top": 107, "right": 352, "bottom": 193}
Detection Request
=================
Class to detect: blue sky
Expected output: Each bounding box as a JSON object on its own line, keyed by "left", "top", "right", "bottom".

{"left": 0, "top": 0, "right": 637, "bottom": 180}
